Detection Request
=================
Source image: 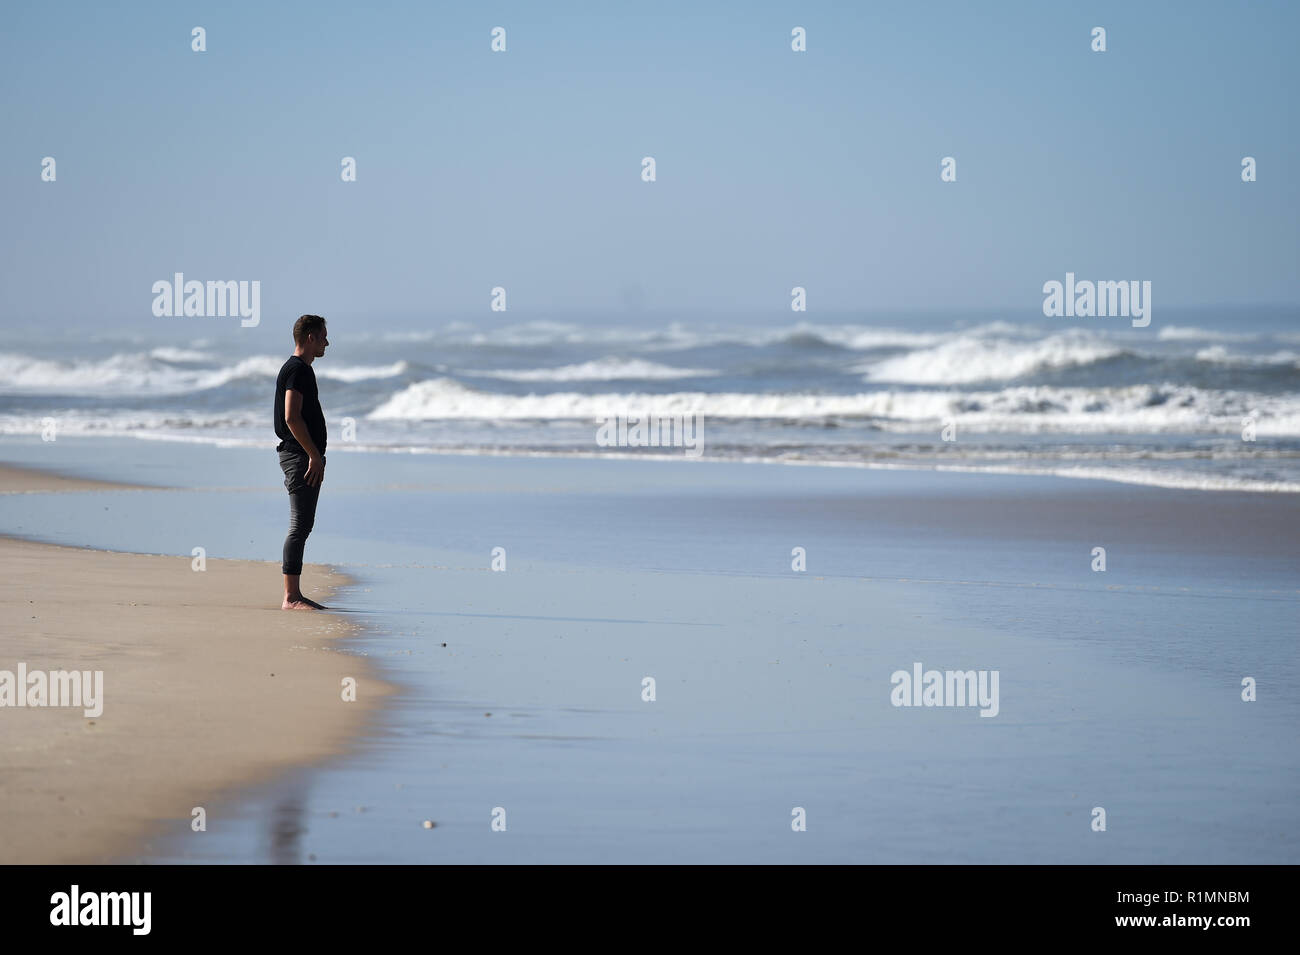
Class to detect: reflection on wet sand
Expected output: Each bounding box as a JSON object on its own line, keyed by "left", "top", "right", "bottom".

{"left": 268, "top": 790, "right": 306, "bottom": 865}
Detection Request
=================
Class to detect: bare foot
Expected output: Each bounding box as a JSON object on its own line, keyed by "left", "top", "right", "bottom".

{"left": 282, "top": 594, "right": 327, "bottom": 610}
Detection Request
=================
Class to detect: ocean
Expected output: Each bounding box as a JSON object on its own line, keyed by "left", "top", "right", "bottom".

{"left": 3, "top": 307, "right": 1299, "bottom": 492}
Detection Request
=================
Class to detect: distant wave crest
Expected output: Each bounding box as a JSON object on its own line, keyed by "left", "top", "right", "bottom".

{"left": 0, "top": 351, "right": 408, "bottom": 395}
{"left": 460, "top": 356, "right": 717, "bottom": 382}
{"left": 858, "top": 331, "right": 1124, "bottom": 384}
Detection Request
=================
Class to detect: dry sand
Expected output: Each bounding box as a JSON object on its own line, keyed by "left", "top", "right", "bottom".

{"left": 0, "top": 465, "right": 393, "bottom": 863}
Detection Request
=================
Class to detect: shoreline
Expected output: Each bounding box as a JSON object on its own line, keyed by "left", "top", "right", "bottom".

{"left": 1, "top": 433, "right": 1296, "bottom": 495}
{"left": 20, "top": 433, "right": 1300, "bottom": 496}
{"left": 0, "top": 466, "right": 395, "bottom": 864}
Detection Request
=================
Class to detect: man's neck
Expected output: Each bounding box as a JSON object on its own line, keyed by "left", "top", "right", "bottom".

{"left": 294, "top": 347, "right": 315, "bottom": 365}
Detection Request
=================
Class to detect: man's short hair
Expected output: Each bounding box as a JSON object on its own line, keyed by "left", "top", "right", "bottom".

{"left": 293, "top": 314, "right": 327, "bottom": 345}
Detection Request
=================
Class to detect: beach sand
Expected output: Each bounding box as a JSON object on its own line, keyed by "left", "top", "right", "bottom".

{"left": 1, "top": 443, "right": 1296, "bottom": 863}
{"left": 0, "top": 466, "right": 393, "bottom": 864}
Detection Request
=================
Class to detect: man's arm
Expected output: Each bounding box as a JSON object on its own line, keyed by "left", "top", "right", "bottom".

{"left": 284, "top": 389, "right": 324, "bottom": 487}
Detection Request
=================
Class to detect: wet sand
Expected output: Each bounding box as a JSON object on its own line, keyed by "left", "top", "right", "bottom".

{"left": 0, "top": 466, "right": 393, "bottom": 864}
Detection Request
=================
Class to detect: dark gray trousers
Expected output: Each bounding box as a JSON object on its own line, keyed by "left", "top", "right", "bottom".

{"left": 278, "top": 449, "right": 321, "bottom": 576}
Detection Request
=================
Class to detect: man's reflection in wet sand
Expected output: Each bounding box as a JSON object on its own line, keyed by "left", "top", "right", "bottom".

{"left": 268, "top": 790, "right": 305, "bottom": 865}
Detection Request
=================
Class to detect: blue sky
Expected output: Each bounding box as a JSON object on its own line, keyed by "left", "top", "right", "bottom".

{"left": 2, "top": 0, "right": 1296, "bottom": 334}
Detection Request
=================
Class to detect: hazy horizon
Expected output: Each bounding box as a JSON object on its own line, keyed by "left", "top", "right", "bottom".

{"left": 2, "top": 0, "right": 1297, "bottom": 336}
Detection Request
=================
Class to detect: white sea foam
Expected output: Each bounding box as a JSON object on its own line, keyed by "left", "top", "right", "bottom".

{"left": 1157, "top": 325, "right": 1259, "bottom": 343}
{"left": 367, "top": 377, "right": 908, "bottom": 420}
{"left": 461, "top": 357, "right": 717, "bottom": 382}
{"left": 5, "top": 406, "right": 1297, "bottom": 492}
{"left": 191, "top": 356, "right": 408, "bottom": 387}
{"left": 0, "top": 351, "right": 193, "bottom": 394}
{"left": 0, "top": 351, "right": 408, "bottom": 395}
{"left": 0, "top": 410, "right": 264, "bottom": 435}
{"left": 763, "top": 323, "right": 951, "bottom": 350}
{"left": 314, "top": 360, "right": 410, "bottom": 382}
{"left": 858, "top": 332, "right": 1124, "bottom": 384}
{"left": 10, "top": 416, "right": 1292, "bottom": 492}
{"left": 1194, "top": 346, "right": 1299, "bottom": 367}
{"left": 149, "top": 346, "right": 210, "bottom": 362}
{"left": 366, "top": 378, "right": 1300, "bottom": 436}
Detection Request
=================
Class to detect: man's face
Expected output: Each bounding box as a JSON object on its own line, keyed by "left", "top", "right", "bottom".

{"left": 310, "top": 327, "right": 329, "bottom": 357}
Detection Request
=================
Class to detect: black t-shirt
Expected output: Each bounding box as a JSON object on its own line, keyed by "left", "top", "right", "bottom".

{"left": 274, "top": 356, "right": 327, "bottom": 454}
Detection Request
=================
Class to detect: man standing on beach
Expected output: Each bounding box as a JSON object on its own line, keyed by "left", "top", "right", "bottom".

{"left": 275, "top": 314, "right": 329, "bottom": 610}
